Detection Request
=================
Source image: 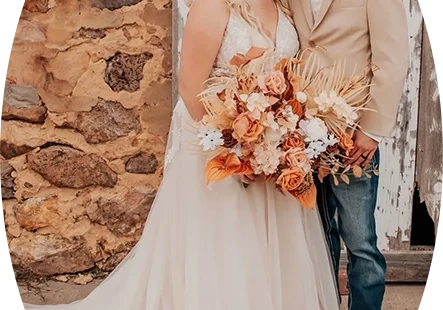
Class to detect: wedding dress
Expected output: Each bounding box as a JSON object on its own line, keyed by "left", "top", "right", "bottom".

{"left": 24, "top": 6, "right": 339, "bottom": 310}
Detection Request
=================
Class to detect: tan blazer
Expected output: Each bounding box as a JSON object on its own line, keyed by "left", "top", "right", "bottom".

{"left": 288, "top": 0, "right": 409, "bottom": 137}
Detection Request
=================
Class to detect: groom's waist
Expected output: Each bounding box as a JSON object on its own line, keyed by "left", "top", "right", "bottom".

{"left": 302, "top": 46, "right": 372, "bottom": 77}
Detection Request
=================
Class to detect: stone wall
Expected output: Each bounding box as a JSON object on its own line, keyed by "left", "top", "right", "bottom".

{"left": 1, "top": 0, "right": 171, "bottom": 277}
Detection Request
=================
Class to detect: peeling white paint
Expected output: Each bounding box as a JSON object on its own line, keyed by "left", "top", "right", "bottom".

{"left": 430, "top": 69, "right": 440, "bottom": 101}
{"left": 375, "top": 0, "right": 422, "bottom": 251}
{"left": 433, "top": 181, "right": 442, "bottom": 194}
{"left": 430, "top": 118, "right": 440, "bottom": 132}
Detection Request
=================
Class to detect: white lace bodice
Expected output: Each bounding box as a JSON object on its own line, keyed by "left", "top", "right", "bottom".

{"left": 166, "top": 6, "right": 300, "bottom": 168}
{"left": 211, "top": 6, "right": 300, "bottom": 76}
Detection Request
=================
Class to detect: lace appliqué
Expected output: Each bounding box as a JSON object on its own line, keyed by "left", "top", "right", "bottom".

{"left": 164, "top": 108, "right": 184, "bottom": 168}
{"left": 210, "top": 7, "right": 299, "bottom": 77}
{"left": 165, "top": 132, "right": 182, "bottom": 166}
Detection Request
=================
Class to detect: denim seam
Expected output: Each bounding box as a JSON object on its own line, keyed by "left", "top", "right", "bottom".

{"left": 347, "top": 250, "right": 353, "bottom": 309}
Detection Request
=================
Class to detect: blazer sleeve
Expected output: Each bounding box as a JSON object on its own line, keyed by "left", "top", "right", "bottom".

{"left": 359, "top": 0, "right": 409, "bottom": 137}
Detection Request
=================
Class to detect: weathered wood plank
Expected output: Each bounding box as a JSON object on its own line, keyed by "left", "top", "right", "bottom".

{"left": 375, "top": 0, "right": 423, "bottom": 251}
{"left": 339, "top": 251, "right": 432, "bottom": 288}
{"left": 416, "top": 23, "right": 442, "bottom": 235}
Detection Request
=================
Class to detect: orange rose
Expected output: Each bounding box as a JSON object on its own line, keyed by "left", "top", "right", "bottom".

{"left": 339, "top": 133, "right": 354, "bottom": 156}
{"left": 283, "top": 132, "right": 305, "bottom": 151}
{"left": 283, "top": 148, "right": 310, "bottom": 173}
{"left": 276, "top": 167, "right": 305, "bottom": 192}
{"left": 284, "top": 172, "right": 317, "bottom": 209}
{"left": 232, "top": 112, "right": 264, "bottom": 143}
{"left": 287, "top": 99, "right": 304, "bottom": 118}
{"left": 257, "top": 71, "right": 287, "bottom": 96}
{"left": 205, "top": 153, "right": 253, "bottom": 184}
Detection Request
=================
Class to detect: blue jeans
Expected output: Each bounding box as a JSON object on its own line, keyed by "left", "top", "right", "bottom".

{"left": 315, "top": 150, "right": 386, "bottom": 310}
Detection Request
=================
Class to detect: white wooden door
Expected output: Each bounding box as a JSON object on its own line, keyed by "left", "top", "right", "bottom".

{"left": 375, "top": 0, "right": 423, "bottom": 251}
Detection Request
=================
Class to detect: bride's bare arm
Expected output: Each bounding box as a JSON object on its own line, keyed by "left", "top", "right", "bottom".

{"left": 179, "top": 0, "right": 229, "bottom": 120}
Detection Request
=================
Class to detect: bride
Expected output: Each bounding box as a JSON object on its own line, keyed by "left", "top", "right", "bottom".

{"left": 24, "top": 0, "right": 339, "bottom": 309}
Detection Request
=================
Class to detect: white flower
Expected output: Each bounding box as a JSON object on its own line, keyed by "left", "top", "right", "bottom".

{"left": 314, "top": 91, "right": 359, "bottom": 125}
{"left": 305, "top": 141, "right": 328, "bottom": 159}
{"left": 333, "top": 102, "right": 359, "bottom": 125}
{"left": 262, "top": 112, "right": 279, "bottom": 130}
{"left": 250, "top": 142, "right": 282, "bottom": 175}
{"left": 249, "top": 108, "right": 262, "bottom": 120}
{"left": 325, "top": 133, "right": 339, "bottom": 146}
{"left": 298, "top": 119, "right": 338, "bottom": 159}
{"left": 262, "top": 112, "right": 287, "bottom": 142}
{"left": 277, "top": 106, "right": 299, "bottom": 133}
{"left": 197, "top": 126, "right": 224, "bottom": 151}
{"left": 245, "top": 93, "right": 270, "bottom": 113}
{"left": 239, "top": 94, "right": 249, "bottom": 102}
{"left": 298, "top": 117, "right": 329, "bottom": 142}
{"left": 314, "top": 91, "right": 334, "bottom": 112}
{"left": 296, "top": 91, "right": 308, "bottom": 104}
{"left": 264, "top": 127, "right": 285, "bottom": 142}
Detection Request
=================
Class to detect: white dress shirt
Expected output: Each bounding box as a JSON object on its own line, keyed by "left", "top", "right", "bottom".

{"left": 310, "top": 0, "right": 323, "bottom": 19}
{"left": 308, "top": 0, "right": 384, "bottom": 142}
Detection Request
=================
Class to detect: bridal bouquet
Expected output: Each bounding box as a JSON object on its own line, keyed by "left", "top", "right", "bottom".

{"left": 197, "top": 47, "right": 375, "bottom": 209}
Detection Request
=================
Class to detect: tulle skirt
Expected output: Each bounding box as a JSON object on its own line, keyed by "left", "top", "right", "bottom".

{"left": 24, "top": 100, "right": 339, "bottom": 310}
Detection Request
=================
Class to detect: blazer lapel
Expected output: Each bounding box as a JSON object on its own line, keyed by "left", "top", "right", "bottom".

{"left": 313, "top": 0, "right": 333, "bottom": 31}
{"left": 300, "top": 0, "right": 314, "bottom": 30}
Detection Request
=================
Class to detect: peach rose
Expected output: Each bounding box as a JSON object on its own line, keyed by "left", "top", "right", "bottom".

{"left": 258, "top": 71, "right": 287, "bottom": 96}
{"left": 339, "top": 133, "right": 354, "bottom": 156}
{"left": 283, "top": 148, "right": 310, "bottom": 173}
{"left": 283, "top": 132, "right": 305, "bottom": 151}
{"left": 276, "top": 167, "right": 305, "bottom": 192}
{"left": 232, "top": 112, "right": 264, "bottom": 143}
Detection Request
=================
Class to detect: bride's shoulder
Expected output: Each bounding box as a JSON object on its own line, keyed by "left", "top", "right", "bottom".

{"left": 187, "top": 0, "right": 230, "bottom": 14}
{"left": 186, "top": 0, "right": 230, "bottom": 26}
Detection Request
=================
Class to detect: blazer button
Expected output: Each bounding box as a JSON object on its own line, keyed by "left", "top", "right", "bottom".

{"left": 309, "top": 41, "right": 316, "bottom": 47}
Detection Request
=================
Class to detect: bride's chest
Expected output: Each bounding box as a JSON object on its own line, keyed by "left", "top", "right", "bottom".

{"left": 214, "top": 12, "right": 299, "bottom": 71}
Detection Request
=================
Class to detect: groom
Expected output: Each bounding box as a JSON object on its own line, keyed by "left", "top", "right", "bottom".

{"left": 288, "top": 0, "right": 409, "bottom": 309}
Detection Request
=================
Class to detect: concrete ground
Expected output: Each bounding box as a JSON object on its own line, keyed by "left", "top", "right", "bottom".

{"left": 18, "top": 278, "right": 425, "bottom": 309}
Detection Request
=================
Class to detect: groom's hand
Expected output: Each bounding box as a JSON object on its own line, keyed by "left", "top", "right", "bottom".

{"left": 344, "top": 130, "right": 378, "bottom": 168}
